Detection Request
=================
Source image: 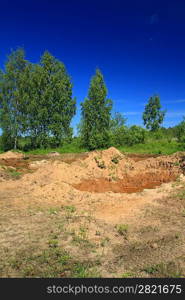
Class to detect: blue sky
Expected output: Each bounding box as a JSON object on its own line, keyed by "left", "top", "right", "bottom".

{"left": 0, "top": 0, "right": 185, "bottom": 134}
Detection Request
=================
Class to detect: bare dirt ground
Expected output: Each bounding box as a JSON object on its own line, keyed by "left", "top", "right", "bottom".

{"left": 0, "top": 147, "right": 185, "bottom": 278}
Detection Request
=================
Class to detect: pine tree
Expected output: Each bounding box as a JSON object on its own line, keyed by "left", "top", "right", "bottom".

{"left": 80, "top": 69, "right": 112, "bottom": 150}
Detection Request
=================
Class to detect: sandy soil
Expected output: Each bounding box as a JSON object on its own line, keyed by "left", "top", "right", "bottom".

{"left": 0, "top": 151, "right": 25, "bottom": 159}
{"left": 0, "top": 147, "right": 185, "bottom": 277}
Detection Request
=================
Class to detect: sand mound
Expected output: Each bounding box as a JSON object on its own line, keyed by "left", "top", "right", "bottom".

{"left": 134, "top": 155, "right": 178, "bottom": 171}
{"left": 24, "top": 147, "right": 181, "bottom": 191}
{"left": 88, "top": 146, "right": 123, "bottom": 159}
{"left": 29, "top": 160, "right": 48, "bottom": 169}
{"left": 72, "top": 148, "right": 182, "bottom": 192}
{"left": 78, "top": 147, "right": 134, "bottom": 179}
{"left": 0, "top": 151, "right": 24, "bottom": 159}
{"left": 0, "top": 147, "right": 183, "bottom": 197}
{"left": 100, "top": 146, "right": 123, "bottom": 157}
{"left": 47, "top": 152, "right": 60, "bottom": 157}
{"left": 0, "top": 166, "right": 4, "bottom": 181}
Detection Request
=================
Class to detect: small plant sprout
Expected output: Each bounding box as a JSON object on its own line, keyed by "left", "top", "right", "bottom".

{"left": 115, "top": 224, "right": 129, "bottom": 236}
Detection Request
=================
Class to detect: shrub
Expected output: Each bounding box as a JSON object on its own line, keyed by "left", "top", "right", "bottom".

{"left": 175, "top": 120, "right": 185, "bottom": 143}
{"left": 0, "top": 132, "right": 14, "bottom": 151}
{"left": 110, "top": 125, "right": 127, "bottom": 147}
{"left": 124, "top": 126, "right": 146, "bottom": 146}
{"left": 151, "top": 129, "right": 165, "bottom": 140}
{"left": 86, "top": 131, "right": 111, "bottom": 150}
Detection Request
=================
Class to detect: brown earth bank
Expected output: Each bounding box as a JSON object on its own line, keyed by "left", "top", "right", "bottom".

{"left": 126, "top": 153, "right": 161, "bottom": 162}
{"left": 0, "top": 147, "right": 185, "bottom": 278}
{"left": 73, "top": 171, "right": 178, "bottom": 193}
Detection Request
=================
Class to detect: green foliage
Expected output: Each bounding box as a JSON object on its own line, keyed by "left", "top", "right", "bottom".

{"left": 150, "top": 129, "right": 165, "bottom": 140}
{"left": 109, "top": 113, "right": 145, "bottom": 147}
{"left": 0, "top": 131, "right": 14, "bottom": 151}
{"left": 124, "top": 125, "right": 146, "bottom": 146}
{"left": 80, "top": 69, "right": 112, "bottom": 150}
{"left": 0, "top": 49, "right": 76, "bottom": 150}
{"left": 0, "top": 49, "right": 183, "bottom": 154}
{"left": 110, "top": 125, "right": 127, "bottom": 146}
{"left": 143, "top": 95, "right": 166, "bottom": 131}
{"left": 175, "top": 117, "right": 185, "bottom": 144}
{"left": 111, "top": 112, "right": 127, "bottom": 130}
{"left": 22, "top": 51, "right": 76, "bottom": 148}
{"left": 109, "top": 112, "right": 127, "bottom": 146}
{"left": 25, "top": 137, "right": 87, "bottom": 154}
{"left": 119, "top": 140, "right": 180, "bottom": 155}
{"left": 0, "top": 48, "right": 28, "bottom": 150}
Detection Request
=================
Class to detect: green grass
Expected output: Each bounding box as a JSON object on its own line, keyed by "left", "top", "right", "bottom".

{"left": 175, "top": 188, "right": 185, "bottom": 200}
{"left": 72, "top": 262, "right": 100, "bottom": 278}
{"left": 121, "top": 272, "right": 135, "bottom": 278}
{"left": 48, "top": 207, "right": 61, "bottom": 215}
{"left": 5, "top": 168, "right": 22, "bottom": 179}
{"left": 142, "top": 262, "right": 184, "bottom": 277}
{"left": 27, "top": 142, "right": 181, "bottom": 156}
{"left": 119, "top": 140, "right": 181, "bottom": 155}
{"left": 48, "top": 239, "right": 59, "bottom": 248}
{"left": 63, "top": 205, "right": 76, "bottom": 213}
{"left": 115, "top": 224, "right": 129, "bottom": 236}
{"left": 0, "top": 139, "right": 183, "bottom": 156}
{"left": 7, "top": 247, "right": 72, "bottom": 277}
{"left": 26, "top": 140, "right": 181, "bottom": 156}
{"left": 4, "top": 244, "right": 101, "bottom": 278}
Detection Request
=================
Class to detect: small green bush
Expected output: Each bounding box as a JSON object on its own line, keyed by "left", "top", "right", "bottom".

{"left": 110, "top": 126, "right": 127, "bottom": 147}
{"left": 124, "top": 126, "right": 146, "bottom": 146}
{"left": 175, "top": 119, "right": 185, "bottom": 145}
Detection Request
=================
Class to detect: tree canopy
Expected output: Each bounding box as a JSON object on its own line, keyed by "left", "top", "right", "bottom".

{"left": 0, "top": 49, "right": 76, "bottom": 150}
{"left": 142, "top": 95, "right": 166, "bottom": 131}
{"left": 80, "top": 69, "right": 113, "bottom": 150}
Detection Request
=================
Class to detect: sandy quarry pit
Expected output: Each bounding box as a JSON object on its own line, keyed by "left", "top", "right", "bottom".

{"left": 0, "top": 147, "right": 185, "bottom": 224}
{"left": 1, "top": 147, "right": 185, "bottom": 278}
